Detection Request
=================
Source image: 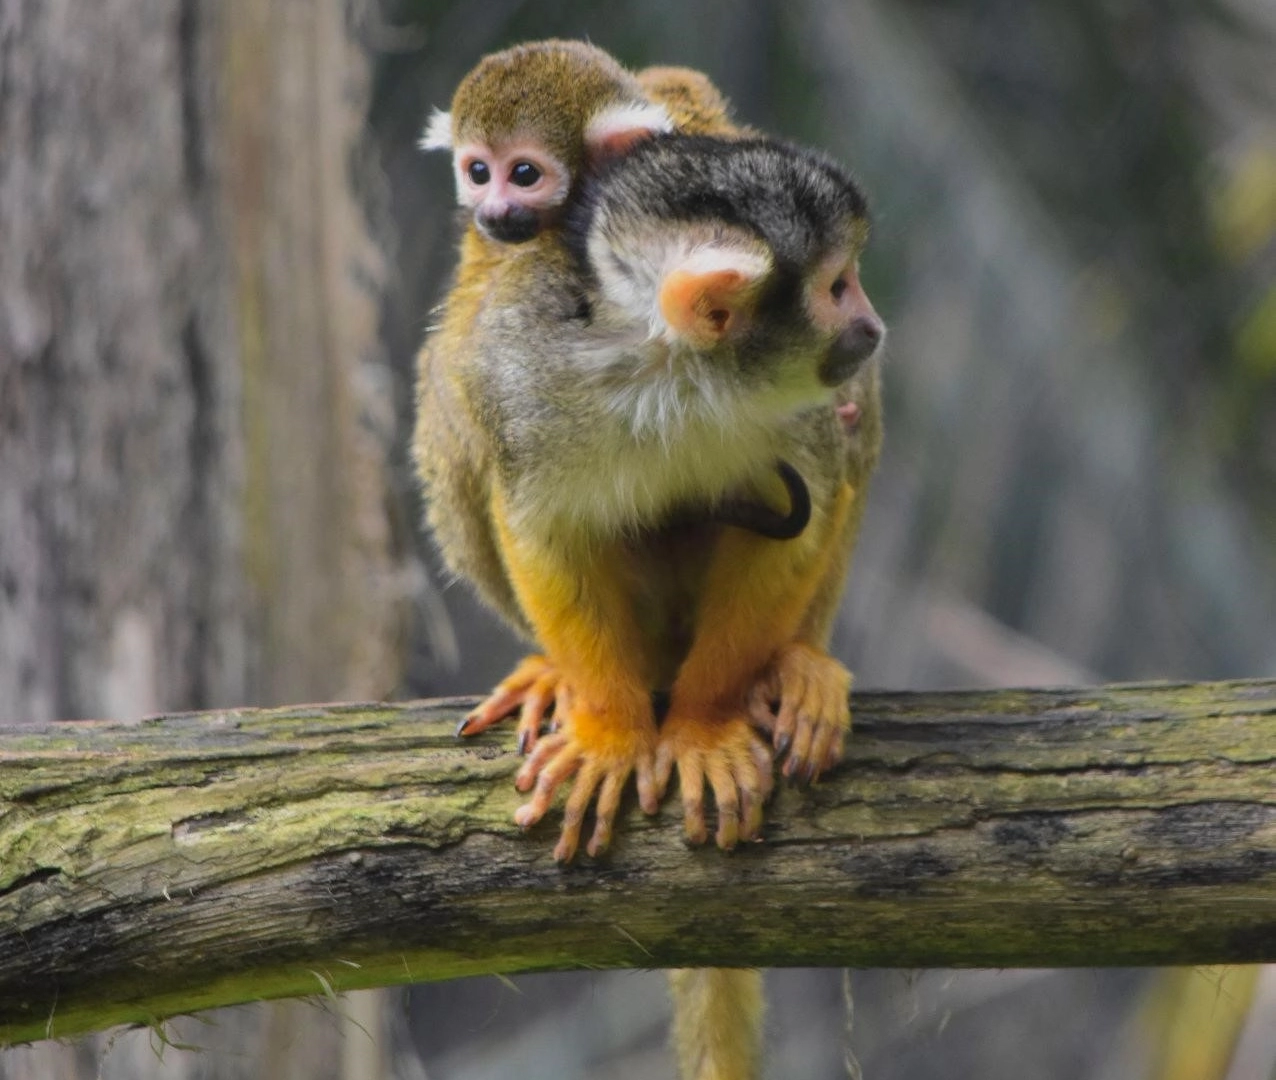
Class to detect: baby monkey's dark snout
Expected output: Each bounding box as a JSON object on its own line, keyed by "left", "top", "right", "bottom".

{"left": 479, "top": 205, "right": 542, "bottom": 244}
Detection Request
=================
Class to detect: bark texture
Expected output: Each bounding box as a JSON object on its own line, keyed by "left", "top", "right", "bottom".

{"left": 0, "top": 0, "right": 244, "bottom": 722}
{"left": 0, "top": 2, "right": 402, "bottom": 1074}
{"left": 0, "top": 0, "right": 400, "bottom": 721}
{"left": 2, "top": 679, "right": 1273, "bottom": 1045}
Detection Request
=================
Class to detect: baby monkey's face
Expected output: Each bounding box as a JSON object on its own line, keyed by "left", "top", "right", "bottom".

{"left": 453, "top": 137, "right": 572, "bottom": 244}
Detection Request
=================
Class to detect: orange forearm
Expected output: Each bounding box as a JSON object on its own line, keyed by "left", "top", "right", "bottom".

{"left": 491, "top": 486, "right": 651, "bottom": 719}
{"left": 672, "top": 482, "right": 854, "bottom": 709}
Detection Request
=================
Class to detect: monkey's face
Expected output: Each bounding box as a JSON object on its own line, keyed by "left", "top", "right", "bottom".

{"left": 452, "top": 138, "right": 572, "bottom": 244}
{"left": 574, "top": 136, "right": 884, "bottom": 410}
{"left": 419, "top": 43, "right": 671, "bottom": 247}
{"left": 585, "top": 219, "right": 883, "bottom": 418}
{"left": 672, "top": 242, "right": 884, "bottom": 403}
{"left": 802, "top": 249, "right": 885, "bottom": 387}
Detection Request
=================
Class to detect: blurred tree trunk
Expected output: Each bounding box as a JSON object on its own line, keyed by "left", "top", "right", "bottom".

{"left": 0, "top": 0, "right": 245, "bottom": 725}
{"left": 0, "top": 1, "right": 403, "bottom": 1077}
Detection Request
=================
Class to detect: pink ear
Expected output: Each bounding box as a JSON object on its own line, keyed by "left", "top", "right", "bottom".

{"left": 585, "top": 102, "right": 672, "bottom": 162}
{"left": 658, "top": 259, "right": 765, "bottom": 347}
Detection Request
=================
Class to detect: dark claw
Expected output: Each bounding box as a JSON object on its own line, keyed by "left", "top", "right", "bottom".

{"left": 776, "top": 733, "right": 793, "bottom": 758}
{"left": 456, "top": 715, "right": 475, "bottom": 737}
{"left": 517, "top": 730, "right": 530, "bottom": 755}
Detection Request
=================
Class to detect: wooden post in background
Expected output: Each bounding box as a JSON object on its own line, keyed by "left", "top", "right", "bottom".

{"left": 0, "top": 2, "right": 402, "bottom": 1076}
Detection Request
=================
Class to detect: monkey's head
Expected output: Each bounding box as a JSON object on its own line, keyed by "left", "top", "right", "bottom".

{"left": 422, "top": 41, "right": 672, "bottom": 244}
{"left": 573, "top": 136, "right": 885, "bottom": 402}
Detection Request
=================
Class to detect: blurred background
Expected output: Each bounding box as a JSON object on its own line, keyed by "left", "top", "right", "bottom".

{"left": 2, "top": 0, "right": 1274, "bottom": 1077}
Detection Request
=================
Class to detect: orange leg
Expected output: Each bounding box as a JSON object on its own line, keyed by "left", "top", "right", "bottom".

{"left": 457, "top": 654, "right": 564, "bottom": 754}
{"left": 659, "top": 482, "right": 855, "bottom": 847}
{"left": 492, "top": 489, "right": 658, "bottom": 862}
{"left": 748, "top": 467, "right": 867, "bottom": 780}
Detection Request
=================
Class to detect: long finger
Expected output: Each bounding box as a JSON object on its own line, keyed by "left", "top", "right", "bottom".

{"left": 586, "top": 769, "right": 629, "bottom": 858}
{"left": 554, "top": 760, "right": 605, "bottom": 863}
{"left": 772, "top": 682, "right": 803, "bottom": 758}
{"left": 784, "top": 710, "right": 816, "bottom": 781}
{"left": 743, "top": 740, "right": 775, "bottom": 839}
{"left": 458, "top": 692, "right": 520, "bottom": 736}
{"left": 515, "top": 732, "right": 566, "bottom": 792}
{"left": 635, "top": 752, "right": 660, "bottom": 815}
{"left": 514, "top": 744, "right": 581, "bottom": 825}
{"left": 678, "top": 752, "right": 708, "bottom": 845}
{"left": 808, "top": 719, "right": 844, "bottom": 782}
{"left": 459, "top": 657, "right": 551, "bottom": 735}
{"left": 747, "top": 680, "right": 778, "bottom": 733}
{"left": 706, "top": 755, "right": 741, "bottom": 850}
{"left": 515, "top": 675, "right": 558, "bottom": 754}
{"left": 653, "top": 741, "right": 676, "bottom": 802}
{"left": 751, "top": 739, "right": 776, "bottom": 805}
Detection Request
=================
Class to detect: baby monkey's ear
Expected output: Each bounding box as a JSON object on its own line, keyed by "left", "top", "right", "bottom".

{"left": 585, "top": 101, "right": 672, "bottom": 160}
{"left": 419, "top": 109, "right": 453, "bottom": 151}
{"left": 658, "top": 247, "right": 771, "bottom": 348}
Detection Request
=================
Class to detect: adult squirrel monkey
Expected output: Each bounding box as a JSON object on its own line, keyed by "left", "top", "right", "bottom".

{"left": 416, "top": 45, "right": 884, "bottom": 1080}
{"left": 416, "top": 128, "right": 883, "bottom": 856}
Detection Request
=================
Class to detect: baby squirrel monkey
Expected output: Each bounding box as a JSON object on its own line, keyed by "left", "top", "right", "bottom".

{"left": 421, "top": 47, "right": 745, "bottom": 243}
{"left": 421, "top": 40, "right": 675, "bottom": 244}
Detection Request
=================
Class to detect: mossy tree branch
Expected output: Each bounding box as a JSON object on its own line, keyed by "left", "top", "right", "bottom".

{"left": 2, "top": 680, "right": 1274, "bottom": 1045}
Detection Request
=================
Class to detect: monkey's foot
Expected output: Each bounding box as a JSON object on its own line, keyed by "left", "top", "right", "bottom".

{"left": 513, "top": 703, "right": 659, "bottom": 862}
{"left": 456, "top": 654, "right": 563, "bottom": 753}
{"left": 654, "top": 710, "right": 775, "bottom": 849}
{"left": 748, "top": 643, "right": 851, "bottom": 783}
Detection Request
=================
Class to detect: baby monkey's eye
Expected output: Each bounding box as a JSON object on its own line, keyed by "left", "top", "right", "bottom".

{"left": 510, "top": 161, "right": 542, "bottom": 187}
{"left": 467, "top": 161, "right": 491, "bottom": 185}
{"left": 830, "top": 276, "right": 849, "bottom": 301}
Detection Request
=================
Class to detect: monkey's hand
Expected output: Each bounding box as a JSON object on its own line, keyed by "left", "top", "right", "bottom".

{"left": 654, "top": 709, "right": 775, "bottom": 849}
{"left": 748, "top": 643, "right": 851, "bottom": 783}
{"left": 514, "top": 692, "right": 660, "bottom": 862}
{"left": 456, "top": 654, "right": 564, "bottom": 754}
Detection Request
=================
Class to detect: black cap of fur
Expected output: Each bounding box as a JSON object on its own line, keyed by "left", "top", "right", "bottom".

{"left": 565, "top": 134, "right": 869, "bottom": 278}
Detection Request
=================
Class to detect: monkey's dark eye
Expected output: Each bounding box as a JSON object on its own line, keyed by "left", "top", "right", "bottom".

{"left": 467, "top": 161, "right": 491, "bottom": 185}
{"left": 510, "top": 161, "right": 542, "bottom": 187}
{"left": 830, "top": 276, "right": 849, "bottom": 301}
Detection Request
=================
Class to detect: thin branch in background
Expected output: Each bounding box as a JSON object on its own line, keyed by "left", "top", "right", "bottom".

{"left": 842, "top": 969, "right": 864, "bottom": 1080}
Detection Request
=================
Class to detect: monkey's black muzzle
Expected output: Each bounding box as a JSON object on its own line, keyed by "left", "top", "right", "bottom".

{"left": 478, "top": 206, "right": 542, "bottom": 244}
{"left": 819, "top": 315, "right": 884, "bottom": 386}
